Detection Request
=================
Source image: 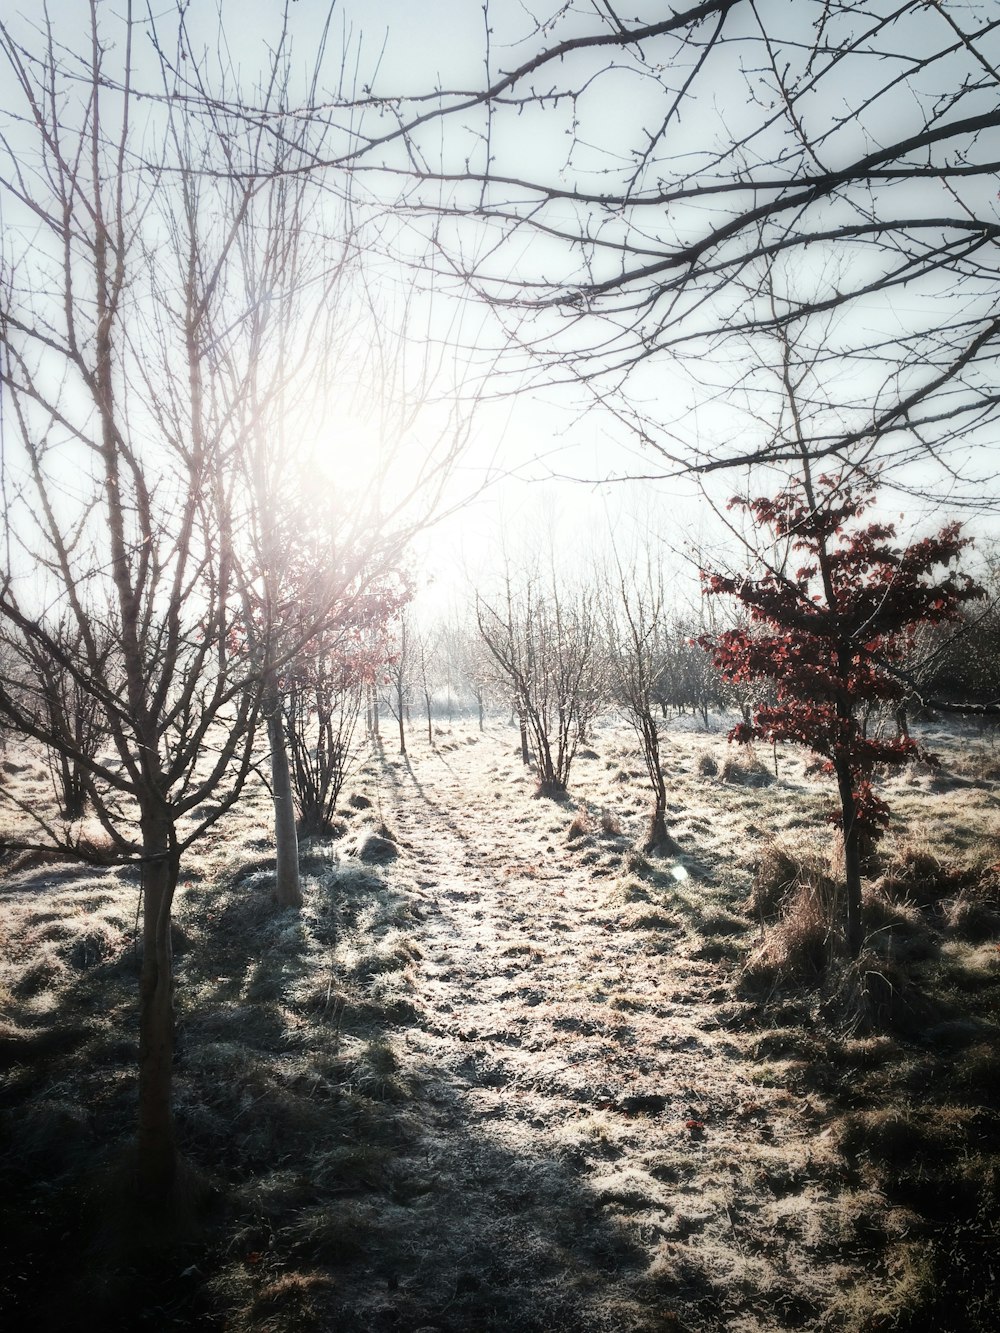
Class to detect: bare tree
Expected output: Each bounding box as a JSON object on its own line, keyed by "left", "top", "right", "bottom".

{"left": 285, "top": 661, "right": 365, "bottom": 840}
{"left": 321, "top": 2, "right": 1000, "bottom": 504}
{"left": 283, "top": 574, "right": 407, "bottom": 836}
{"left": 0, "top": 4, "right": 271, "bottom": 1204}
{"left": 413, "top": 622, "right": 443, "bottom": 745}
{"left": 601, "top": 548, "right": 680, "bottom": 854}
{"left": 383, "top": 609, "right": 412, "bottom": 756}
{"left": 14, "top": 616, "right": 111, "bottom": 820}
{"left": 0, "top": 3, "right": 460, "bottom": 1211}
{"left": 455, "top": 620, "right": 494, "bottom": 732}
{"left": 477, "top": 566, "right": 600, "bottom": 797}
{"left": 366, "top": 679, "right": 382, "bottom": 744}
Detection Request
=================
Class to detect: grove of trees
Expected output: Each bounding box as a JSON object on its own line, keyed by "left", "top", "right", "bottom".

{"left": 477, "top": 567, "right": 602, "bottom": 796}
{"left": 0, "top": 4, "right": 464, "bottom": 1209}
{"left": 1, "top": 0, "right": 998, "bottom": 1245}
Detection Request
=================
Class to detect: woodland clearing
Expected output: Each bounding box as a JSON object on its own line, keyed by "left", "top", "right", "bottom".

{"left": 1, "top": 717, "right": 998, "bottom": 1332}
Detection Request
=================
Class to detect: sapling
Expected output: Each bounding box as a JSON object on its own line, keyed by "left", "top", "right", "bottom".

{"left": 703, "top": 468, "right": 983, "bottom": 957}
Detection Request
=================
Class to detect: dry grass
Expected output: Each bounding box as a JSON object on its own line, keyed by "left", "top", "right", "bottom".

{"left": 565, "top": 804, "right": 592, "bottom": 841}
{"left": 1, "top": 714, "right": 998, "bottom": 1331}
{"left": 720, "top": 750, "right": 775, "bottom": 787}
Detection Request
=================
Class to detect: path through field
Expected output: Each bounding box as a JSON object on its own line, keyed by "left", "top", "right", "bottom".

{"left": 2, "top": 718, "right": 995, "bottom": 1332}
{"left": 331, "top": 725, "right": 859, "bottom": 1332}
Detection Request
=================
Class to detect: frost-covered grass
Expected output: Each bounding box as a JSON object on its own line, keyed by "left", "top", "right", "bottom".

{"left": 1, "top": 716, "right": 998, "bottom": 1331}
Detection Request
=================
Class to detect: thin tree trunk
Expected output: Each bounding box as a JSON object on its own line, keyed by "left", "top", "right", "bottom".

{"left": 645, "top": 801, "right": 680, "bottom": 856}
{"left": 425, "top": 691, "right": 432, "bottom": 745}
{"left": 895, "top": 702, "right": 909, "bottom": 740}
{"left": 519, "top": 710, "right": 530, "bottom": 765}
{"left": 269, "top": 704, "right": 302, "bottom": 909}
{"left": 137, "top": 808, "right": 179, "bottom": 1205}
{"left": 396, "top": 681, "right": 406, "bottom": 755}
{"left": 836, "top": 760, "right": 864, "bottom": 958}
{"left": 643, "top": 742, "right": 679, "bottom": 854}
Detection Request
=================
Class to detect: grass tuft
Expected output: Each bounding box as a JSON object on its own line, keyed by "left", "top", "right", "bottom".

{"left": 820, "top": 953, "right": 939, "bottom": 1037}
{"left": 566, "top": 805, "right": 591, "bottom": 841}
{"left": 721, "top": 752, "right": 775, "bottom": 787}
{"left": 743, "top": 877, "right": 837, "bottom": 988}
{"left": 599, "top": 809, "right": 622, "bottom": 837}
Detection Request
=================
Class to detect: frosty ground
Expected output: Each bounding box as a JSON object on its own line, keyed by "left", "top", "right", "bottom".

{"left": 1, "top": 717, "right": 998, "bottom": 1331}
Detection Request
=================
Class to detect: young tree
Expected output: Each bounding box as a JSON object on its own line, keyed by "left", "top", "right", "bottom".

{"left": 383, "top": 609, "right": 412, "bottom": 756}
{"left": 456, "top": 621, "right": 494, "bottom": 731}
{"left": 246, "top": 493, "right": 415, "bottom": 907}
{"left": 601, "top": 550, "right": 680, "bottom": 854}
{"left": 478, "top": 568, "right": 600, "bottom": 797}
{"left": 17, "top": 616, "right": 111, "bottom": 820}
{"left": 0, "top": 5, "right": 272, "bottom": 1204}
{"left": 413, "top": 622, "right": 443, "bottom": 745}
{"left": 286, "top": 664, "right": 364, "bottom": 838}
{"left": 702, "top": 467, "right": 983, "bottom": 958}
{"left": 366, "top": 680, "right": 382, "bottom": 744}
{"left": 283, "top": 579, "right": 408, "bottom": 838}
{"left": 0, "top": 4, "right": 459, "bottom": 1210}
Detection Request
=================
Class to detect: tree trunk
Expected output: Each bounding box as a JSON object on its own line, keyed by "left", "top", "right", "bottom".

{"left": 396, "top": 683, "right": 406, "bottom": 755}
{"left": 477, "top": 693, "right": 484, "bottom": 732}
{"left": 644, "top": 802, "right": 680, "bottom": 856}
{"left": 643, "top": 763, "right": 680, "bottom": 855}
{"left": 137, "top": 808, "right": 179, "bottom": 1206}
{"left": 425, "top": 691, "right": 433, "bottom": 745}
{"left": 836, "top": 761, "right": 864, "bottom": 958}
{"left": 895, "top": 702, "right": 909, "bottom": 741}
{"left": 519, "top": 711, "right": 530, "bottom": 765}
{"left": 269, "top": 705, "right": 302, "bottom": 909}
{"left": 58, "top": 752, "right": 87, "bottom": 820}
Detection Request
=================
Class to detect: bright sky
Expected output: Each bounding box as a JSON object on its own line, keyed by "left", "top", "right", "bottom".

{"left": 4, "top": 0, "right": 997, "bottom": 615}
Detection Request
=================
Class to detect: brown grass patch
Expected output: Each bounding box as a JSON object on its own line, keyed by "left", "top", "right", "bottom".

{"left": 881, "top": 842, "right": 972, "bottom": 905}
{"left": 721, "top": 752, "right": 775, "bottom": 787}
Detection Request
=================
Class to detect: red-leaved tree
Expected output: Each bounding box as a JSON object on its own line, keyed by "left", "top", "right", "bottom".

{"left": 703, "top": 468, "right": 983, "bottom": 958}
{"left": 283, "top": 579, "right": 410, "bottom": 839}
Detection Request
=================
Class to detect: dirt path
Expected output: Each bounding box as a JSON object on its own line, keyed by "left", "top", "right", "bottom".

{"left": 338, "top": 727, "right": 859, "bottom": 1332}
